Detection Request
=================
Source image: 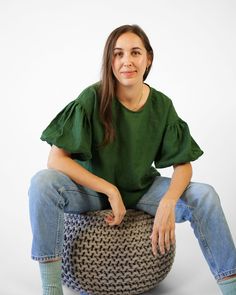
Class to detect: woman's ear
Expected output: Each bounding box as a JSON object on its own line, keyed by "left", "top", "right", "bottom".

{"left": 147, "top": 55, "right": 152, "bottom": 68}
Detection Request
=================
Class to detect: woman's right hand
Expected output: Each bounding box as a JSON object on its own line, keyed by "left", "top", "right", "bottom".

{"left": 105, "top": 186, "right": 126, "bottom": 226}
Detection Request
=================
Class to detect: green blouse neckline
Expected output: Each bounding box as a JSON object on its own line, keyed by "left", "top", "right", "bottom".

{"left": 115, "top": 83, "right": 152, "bottom": 114}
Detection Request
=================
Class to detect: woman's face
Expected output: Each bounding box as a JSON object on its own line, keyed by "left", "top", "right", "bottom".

{"left": 112, "top": 32, "right": 151, "bottom": 88}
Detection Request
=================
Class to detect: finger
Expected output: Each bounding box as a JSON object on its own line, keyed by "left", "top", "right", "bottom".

{"left": 158, "top": 228, "right": 165, "bottom": 255}
{"left": 114, "top": 214, "right": 122, "bottom": 224}
{"left": 105, "top": 217, "right": 114, "bottom": 225}
{"left": 108, "top": 214, "right": 124, "bottom": 226}
{"left": 104, "top": 214, "right": 114, "bottom": 222}
{"left": 104, "top": 217, "right": 113, "bottom": 223}
{"left": 105, "top": 214, "right": 113, "bottom": 220}
{"left": 151, "top": 229, "right": 158, "bottom": 256}
{"left": 171, "top": 229, "right": 176, "bottom": 246}
{"left": 164, "top": 231, "right": 170, "bottom": 251}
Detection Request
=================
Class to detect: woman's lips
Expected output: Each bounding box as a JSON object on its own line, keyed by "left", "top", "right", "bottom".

{"left": 120, "top": 71, "right": 137, "bottom": 78}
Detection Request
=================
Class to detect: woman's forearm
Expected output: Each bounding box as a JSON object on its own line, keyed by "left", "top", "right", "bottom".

{"left": 163, "top": 163, "right": 193, "bottom": 203}
{"left": 47, "top": 146, "right": 126, "bottom": 225}
{"left": 47, "top": 146, "right": 116, "bottom": 197}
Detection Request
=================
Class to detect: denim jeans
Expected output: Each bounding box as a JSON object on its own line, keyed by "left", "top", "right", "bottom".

{"left": 28, "top": 169, "right": 236, "bottom": 280}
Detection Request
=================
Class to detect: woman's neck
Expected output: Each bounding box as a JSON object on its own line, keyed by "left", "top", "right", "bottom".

{"left": 116, "top": 82, "right": 145, "bottom": 111}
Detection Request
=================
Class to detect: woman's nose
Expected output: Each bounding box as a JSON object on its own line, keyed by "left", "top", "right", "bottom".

{"left": 123, "top": 53, "right": 133, "bottom": 66}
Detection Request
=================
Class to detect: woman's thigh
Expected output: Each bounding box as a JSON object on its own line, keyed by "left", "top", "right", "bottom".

{"left": 29, "top": 169, "right": 110, "bottom": 214}
{"left": 134, "top": 176, "right": 171, "bottom": 216}
{"left": 134, "top": 175, "right": 218, "bottom": 223}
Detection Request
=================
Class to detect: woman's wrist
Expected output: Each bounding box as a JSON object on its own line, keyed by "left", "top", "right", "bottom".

{"left": 99, "top": 180, "right": 118, "bottom": 198}
{"left": 161, "top": 194, "right": 178, "bottom": 207}
{"left": 162, "top": 191, "right": 178, "bottom": 202}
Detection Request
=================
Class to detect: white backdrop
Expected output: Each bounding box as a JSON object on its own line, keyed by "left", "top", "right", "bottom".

{"left": 0, "top": 1, "right": 235, "bottom": 295}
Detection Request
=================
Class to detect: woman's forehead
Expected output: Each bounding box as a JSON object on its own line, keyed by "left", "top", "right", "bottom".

{"left": 114, "top": 32, "right": 144, "bottom": 49}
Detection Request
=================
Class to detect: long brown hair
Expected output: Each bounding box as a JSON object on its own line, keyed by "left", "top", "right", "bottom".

{"left": 99, "top": 24, "right": 154, "bottom": 145}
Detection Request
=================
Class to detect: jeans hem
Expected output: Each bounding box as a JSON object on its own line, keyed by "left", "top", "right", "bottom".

{"left": 31, "top": 254, "right": 62, "bottom": 262}
{"left": 216, "top": 268, "right": 236, "bottom": 281}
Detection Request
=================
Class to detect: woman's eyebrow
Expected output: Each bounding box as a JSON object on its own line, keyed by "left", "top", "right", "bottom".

{"left": 113, "top": 47, "right": 143, "bottom": 51}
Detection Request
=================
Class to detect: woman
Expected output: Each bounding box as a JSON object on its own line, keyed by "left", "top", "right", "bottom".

{"left": 29, "top": 24, "right": 236, "bottom": 295}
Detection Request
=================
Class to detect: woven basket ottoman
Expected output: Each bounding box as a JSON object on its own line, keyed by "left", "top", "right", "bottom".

{"left": 62, "top": 209, "right": 175, "bottom": 295}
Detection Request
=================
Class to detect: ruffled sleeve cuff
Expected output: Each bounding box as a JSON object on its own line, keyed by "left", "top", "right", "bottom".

{"left": 40, "top": 100, "right": 92, "bottom": 161}
{"left": 155, "top": 118, "right": 203, "bottom": 168}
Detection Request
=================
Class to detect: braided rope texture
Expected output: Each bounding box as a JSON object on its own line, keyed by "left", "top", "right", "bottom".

{"left": 62, "top": 209, "right": 175, "bottom": 295}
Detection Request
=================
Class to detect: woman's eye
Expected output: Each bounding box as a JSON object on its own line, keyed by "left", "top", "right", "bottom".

{"left": 114, "top": 52, "right": 123, "bottom": 57}
{"left": 113, "top": 51, "right": 141, "bottom": 58}
{"left": 132, "top": 51, "right": 141, "bottom": 56}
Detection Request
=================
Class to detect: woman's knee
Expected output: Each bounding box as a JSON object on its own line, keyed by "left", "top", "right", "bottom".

{"left": 28, "top": 169, "right": 71, "bottom": 206}
{"left": 29, "top": 169, "right": 62, "bottom": 192}
{"left": 186, "top": 182, "right": 221, "bottom": 209}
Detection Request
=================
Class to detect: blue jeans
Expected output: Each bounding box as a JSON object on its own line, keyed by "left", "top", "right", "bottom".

{"left": 28, "top": 169, "right": 236, "bottom": 280}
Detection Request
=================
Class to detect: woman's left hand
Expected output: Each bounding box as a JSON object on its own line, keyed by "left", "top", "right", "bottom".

{"left": 150, "top": 197, "right": 176, "bottom": 256}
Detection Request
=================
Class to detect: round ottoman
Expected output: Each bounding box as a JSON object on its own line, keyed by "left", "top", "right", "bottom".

{"left": 62, "top": 209, "right": 175, "bottom": 295}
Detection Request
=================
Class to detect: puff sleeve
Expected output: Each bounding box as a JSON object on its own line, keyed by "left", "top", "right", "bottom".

{"left": 40, "top": 100, "right": 92, "bottom": 161}
{"left": 155, "top": 101, "right": 203, "bottom": 168}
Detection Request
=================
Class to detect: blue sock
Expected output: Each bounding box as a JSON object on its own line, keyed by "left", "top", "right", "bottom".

{"left": 39, "top": 260, "right": 63, "bottom": 295}
{"left": 218, "top": 277, "right": 236, "bottom": 295}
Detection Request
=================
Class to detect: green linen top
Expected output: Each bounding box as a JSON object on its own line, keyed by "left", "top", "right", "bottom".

{"left": 41, "top": 83, "right": 203, "bottom": 207}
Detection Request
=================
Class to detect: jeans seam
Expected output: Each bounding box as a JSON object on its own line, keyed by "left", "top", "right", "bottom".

{"left": 58, "top": 185, "right": 101, "bottom": 198}
{"left": 55, "top": 197, "right": 63, "bottom": 256}
{"left": 191, "top": 209, "right": 219, "bottom": 278}
{"left": 137, "top": 201, "right": 158, "bottom": 207}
